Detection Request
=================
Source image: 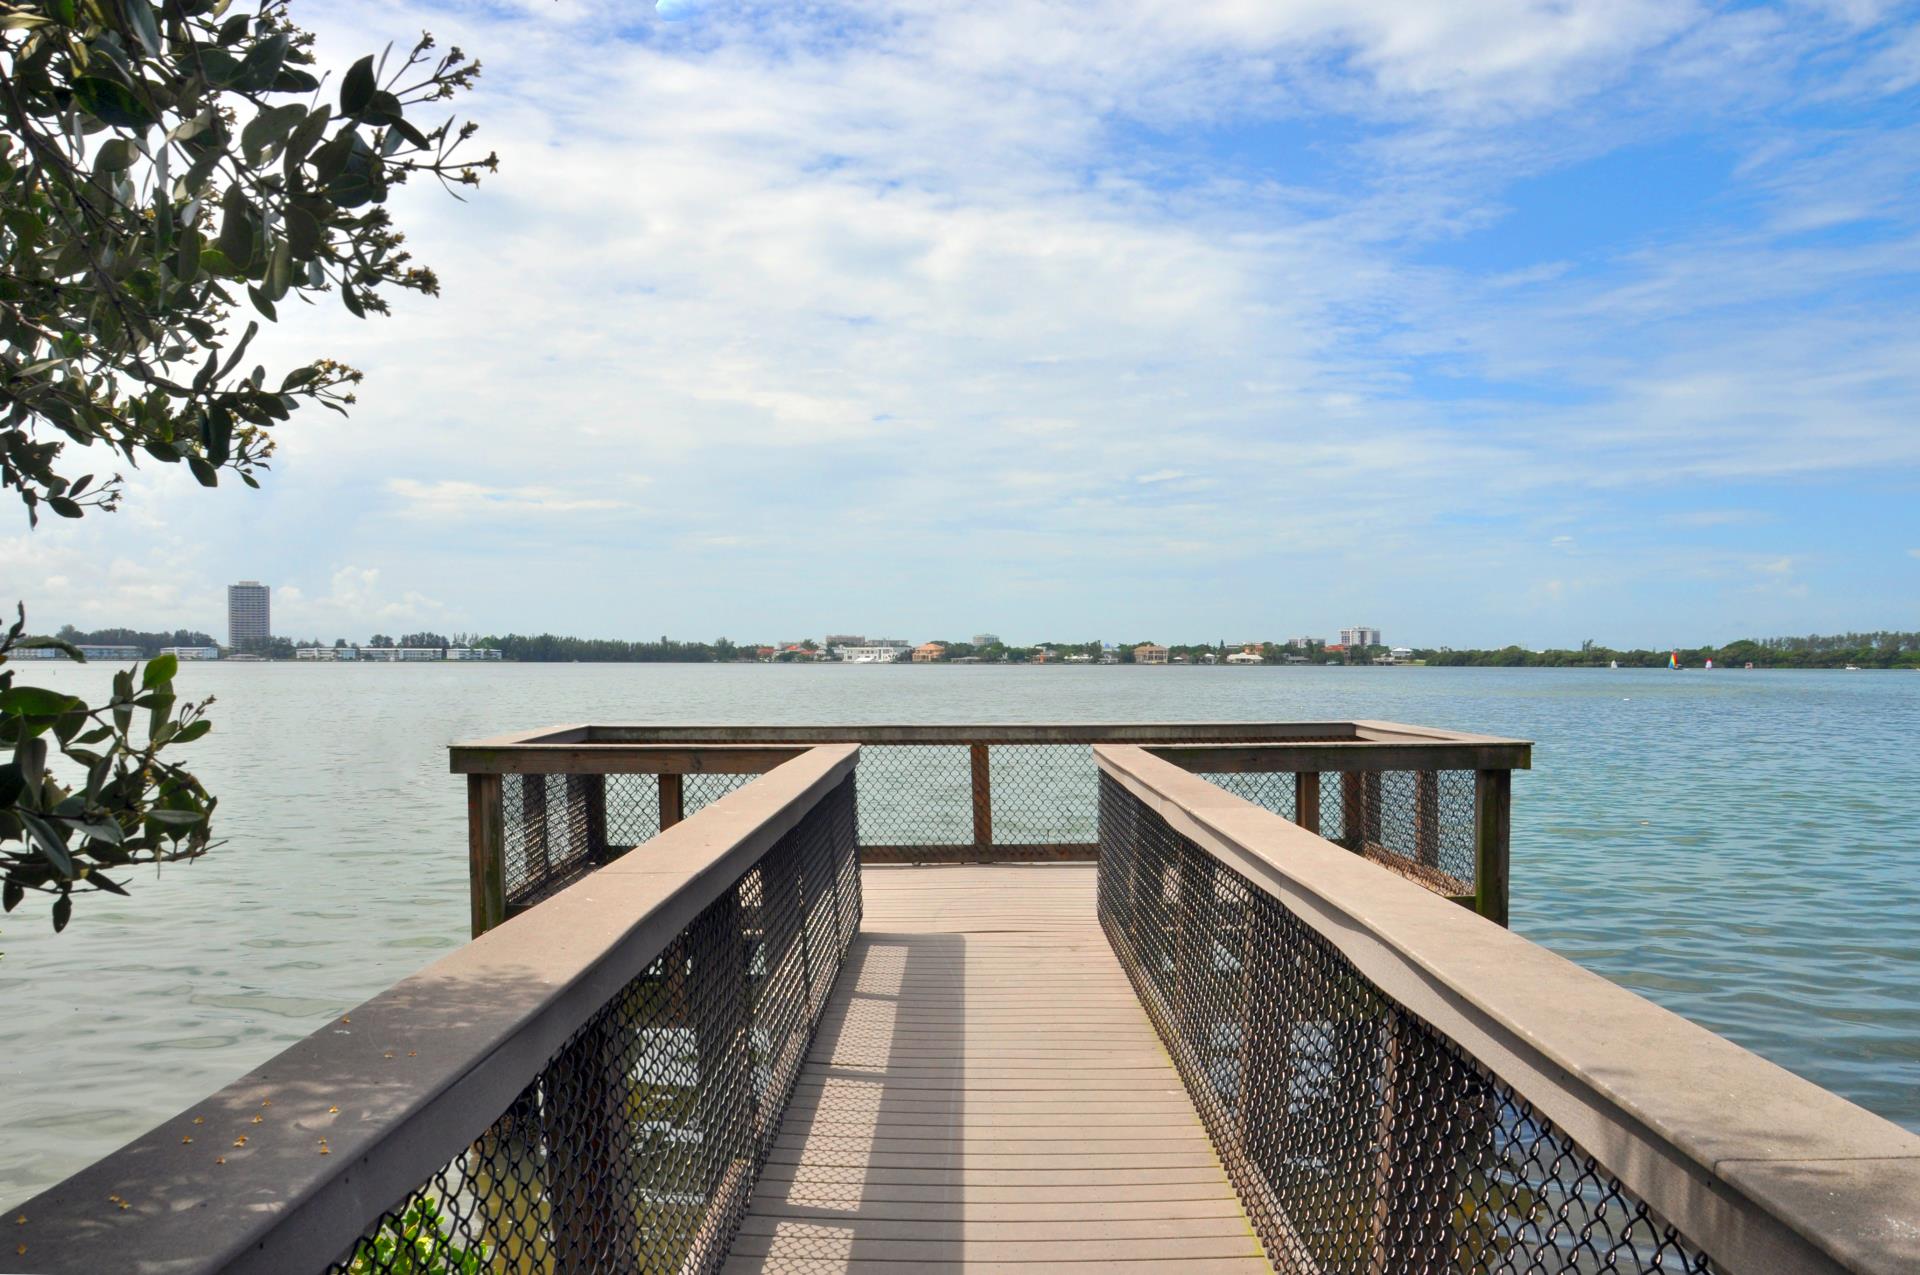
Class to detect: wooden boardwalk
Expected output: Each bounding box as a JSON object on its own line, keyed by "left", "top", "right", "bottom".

{"left": 725, "top": 863, "right": 1268, "bottom": 1274}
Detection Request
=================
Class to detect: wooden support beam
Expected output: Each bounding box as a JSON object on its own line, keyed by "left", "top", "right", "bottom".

{"left": 970, "top": 742, "right": 993, "bottom": 860}
{"left": 467, "top": 774, "right": 506, "bottom": 939}
{"left": 1474, "top": 768, "right": 1512, "bottom": 928}
{"left": 659, "top": 771, "right": 686, "bottom": 832}
{"left": 1295, "top": 771, "right": 1320, "bottom": 835}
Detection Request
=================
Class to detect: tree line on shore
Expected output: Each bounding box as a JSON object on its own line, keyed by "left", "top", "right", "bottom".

{"left": 37, "top": 627, "right": 1920, "bottom": 669}
{"left": 1419, "top": 632, "right": 1920, "bottom": 669}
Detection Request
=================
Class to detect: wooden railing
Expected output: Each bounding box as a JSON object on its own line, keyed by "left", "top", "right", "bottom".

{"left": 1096, "top": 743, "right": 1920, "bottom": 1275}
{"left": 450, "top": 720, "right": 1530, "bottom": 932}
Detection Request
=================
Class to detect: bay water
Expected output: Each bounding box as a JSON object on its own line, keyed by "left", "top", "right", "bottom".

{"left": 3, "top": 662, "right": 1917, "bottom": 1200}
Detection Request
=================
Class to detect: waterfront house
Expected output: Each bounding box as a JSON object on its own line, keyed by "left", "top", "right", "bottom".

{"left": 911, "top": 641, "right": 946, "bottom": 663}
{"left": 1134, "top": 643, "right": 1169, "bottom": 664}
{"left": 1226, "top": 649, "right": 1263, "bottom": 664}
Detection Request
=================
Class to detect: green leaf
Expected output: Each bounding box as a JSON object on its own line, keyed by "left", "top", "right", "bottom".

{"left": 145, "top": 809, "right": 206, "bottom": 828}
{"left": 265, "top": 238, "right": 292, "bottom": 301}
{"left": 187, "top": 454, "right": 219, "bottom": 486}
{"left": 20, "top": 811, "right": 76, "bottom": 879}
{"left": 52, "top": 892, "right": 72, "bottom": 933}
{"left": 202, "top": 406, "right": 233, "bottom": 466}
{"left": 217, "top": 186, "right": 254, "bottom": 271}
{"left": 46, "top": 496, "right": 83, "bottom": 518}
{"left": 16, "top": 636, "right": 85, "bottom": 661}
{"left": 95, "top": 138, "right": 141, "bottom": 172}
{"left": 173, "top": 719, "right": 212, "bottom": 744}
{"left": 340, "top": 55, "right": 378, "bottom": 117}
{"left": 176, "top": 223, "right": 202, "bottom": 284}
{"left": 286, "top": 108, "right": 333, "bottom": 165}
{"left": 142, "top": 653, "right": 178, "bottom": 689}
{"left": 285, "top": 205, "right": 323, "bottom": 260}
{"left": 87, "top": 873, "right": 130, "bottom": 897}
{"left": 72, "top": 77, "right": 157, "bottom": 130}
{"left": 0, "top": 687, "right": 79, "bottom": 717}
{"left": 232, "top": 34, "right": 291, "bottom": 93}
{"left": 124, "top": 1, "right": 163, "bottom": 56}
{"left": 2, "top": 880, "right": 21, "bottom": 913}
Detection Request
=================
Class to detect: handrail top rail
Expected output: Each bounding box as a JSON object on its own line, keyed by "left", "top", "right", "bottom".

{"left": 10, "top": 744, "right": 860, "bottom": 1274}
{"left": 1094, "top": 743, "right": 1920, "bottom": 1275}
{"left": 450, "top": 719, "right": 1531, "bottom": 765}
{"left": 449, "top": 742, "right": 812, "bottom": 775}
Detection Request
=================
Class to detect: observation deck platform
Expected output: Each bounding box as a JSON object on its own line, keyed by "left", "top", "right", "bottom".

{"left": 728, "top": 863, "right": 1267, "bottom": 1274}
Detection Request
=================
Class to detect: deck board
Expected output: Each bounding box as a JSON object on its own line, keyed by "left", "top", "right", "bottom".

{"left": 724, "top": 863, "right": 1268, "bottom": 1274}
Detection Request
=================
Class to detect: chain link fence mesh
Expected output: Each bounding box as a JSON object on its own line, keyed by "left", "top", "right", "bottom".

{"left": 1096, "top": 772, "right": 1715, "bottom": 1275}
{"left": 332, "top": 774, "right": 860, "bottom": 1275}
{"left": 498, "top": 745, "right": 1486, "bottom": 905}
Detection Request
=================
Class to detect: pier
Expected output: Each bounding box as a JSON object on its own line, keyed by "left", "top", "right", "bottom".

{"left": 10, "top": 723, "right": 1919, "bottom": 1273}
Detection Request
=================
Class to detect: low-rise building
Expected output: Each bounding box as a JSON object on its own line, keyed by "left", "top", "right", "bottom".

{"left": 971, "top": 633, "right": 1001, "bottom": 647}
{"left": 445, "top": 647, "right": 504, "bottom": 661}
{"left": 162, "top": 646, "right": 220, "bottom": 660}
{"left": 78, "top": 644, "right": 144, "bottom": 661}
{"left": 1134, "top": 643, "right": 1168, "bottom": 665}
{"left": 1099, "top": 649, "right": 1120, "bottom": 665}
{"left": 1226, "top": 650, "right": 1263, "bottom": 665}
{"left": 1390, "top": 646, "right": 1414, "bottom": 661}
{"left": 838, "top": 644, "right": 907, "bottom": 663}
{"left": 1340, "top": 626, "right": 1382, "bottom": 649}
{"left": 911, "top": 642, "right": 947, "bottom": 663}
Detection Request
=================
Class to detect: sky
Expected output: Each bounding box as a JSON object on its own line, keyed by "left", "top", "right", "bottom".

{"left": 6, "top": 0, "right": 1920, "bottom": 649}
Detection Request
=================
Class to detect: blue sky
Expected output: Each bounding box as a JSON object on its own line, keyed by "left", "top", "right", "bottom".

{"left": 7, "top": 0, "right": 1920, "bottom": 648}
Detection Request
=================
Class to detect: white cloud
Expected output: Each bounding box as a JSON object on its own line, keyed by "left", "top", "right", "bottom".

{"left": 4, "top": 0, "right": 1916, "bottom": 645}
{"left": 383, "top": 480, "right": 635, "bottom": 519}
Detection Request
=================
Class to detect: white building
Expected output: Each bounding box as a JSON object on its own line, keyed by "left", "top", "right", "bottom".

{"left": 838, "top": 644, "right": 908, "bottom": 663}
{"left": 446, "top": 647, "right": 504, "bottom": 661}
{"left": 161, "top": 646, "right": 220, "bottom": 660}
{"left": 1390, "top": 646, "right": 1414, "bottom": 661}
{"left": 78, "top": 644, "right": 144, "bottom": 661}
{"left": 971, "top": 633, "right": 1001, "bottom": 647}
{"left": 1226, "top": 650, "right": 1264, "bottom": 665}
{"left": 1339, "top": 626, "right": 1382, "bottom": 649}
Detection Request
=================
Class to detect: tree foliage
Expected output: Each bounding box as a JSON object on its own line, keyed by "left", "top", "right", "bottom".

{"left": 1, "top": 0, "right": 490, "bottom": 930}
{"left": 1, "top": 613, "right": 215, "bottom": 931}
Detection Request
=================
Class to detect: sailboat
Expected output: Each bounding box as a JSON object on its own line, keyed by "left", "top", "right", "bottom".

{"left": 1609, "top": 659, "right": 1618, "bottom": 669}
{"left": 1669, "top": 651, "right": 1680, "bottom": 670}
{"left": 1705, "top": 658, "right": 1713, "bottom": 670}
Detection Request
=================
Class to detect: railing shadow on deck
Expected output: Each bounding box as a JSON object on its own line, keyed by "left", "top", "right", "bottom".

{"left": 722, "top": 930, "right": 968, "bottom": 1273}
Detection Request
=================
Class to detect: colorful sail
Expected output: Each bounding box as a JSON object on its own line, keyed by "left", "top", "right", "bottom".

{"left": 1670, "top": 650, "right": 1680, "bottom": 670}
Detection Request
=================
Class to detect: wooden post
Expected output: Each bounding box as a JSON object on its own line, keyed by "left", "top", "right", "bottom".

{"left": 572, "top": 772, "right": 608, "bottom": 864}
{"left": 1340, "top": 772, "right": 1364, "bottom": 852}
{"left": 1414, "top": 770, "right": 1440, "bottom": 868}
{"left": 467, "top": 774, "right": 506, "bottom": 939}
{"left": 521, "top": 773, "right": 548, "bottom": 885}
{"left": 659, "top": 771, "right": 686, "bottom": 832}
{"left": 1295, "top": 771, "right": 1320, "bottom": 835}
{"left": 969, "top": 742, "right": 992, "bottom": 861}
{"left": 1362, "top": 770, "right": 1383, "bottom": 849}
{"left": 1474, "top": 768, "right": 1511, "bottom": 927}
